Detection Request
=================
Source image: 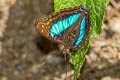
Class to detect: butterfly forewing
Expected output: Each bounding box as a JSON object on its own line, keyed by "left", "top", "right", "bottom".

{"left": 34, "top": 6, "right": 82, "bottom": 44}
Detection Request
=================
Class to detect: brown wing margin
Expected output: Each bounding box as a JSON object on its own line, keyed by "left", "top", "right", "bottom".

{"left": 34, "top": 18, "right": 63, "bottom": 43}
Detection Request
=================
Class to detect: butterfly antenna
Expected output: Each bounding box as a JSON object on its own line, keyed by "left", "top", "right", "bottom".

{"left": 64, "top": 53, "right": 68, "bottom": 80}
{"left": 63, "top": 49, "right": 68, "bottom": 80}
{"left": 39, "top": 50, "right": 63, "bottom": 68}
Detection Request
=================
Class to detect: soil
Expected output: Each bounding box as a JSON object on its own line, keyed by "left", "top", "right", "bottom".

{"left": 0, "top": 0, "right": 120, "bottom": 80}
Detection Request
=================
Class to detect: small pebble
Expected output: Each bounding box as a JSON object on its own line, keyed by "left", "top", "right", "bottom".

{"left": 109, "top": 18, "right": 120, "bottom": 33}
{"left": 1, "top": 76, "right": 7, "bottom": 80}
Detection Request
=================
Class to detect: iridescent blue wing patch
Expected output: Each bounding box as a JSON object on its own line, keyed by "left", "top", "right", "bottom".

{"left": 34, "top": 5, "right": 90, "bottom": 51}
{"left": 50, "top": 13, "right": 80, "bottom": 38}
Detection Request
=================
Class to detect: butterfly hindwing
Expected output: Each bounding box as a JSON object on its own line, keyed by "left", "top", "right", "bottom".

{"left": 72, "top": 8, "right": 90, "bottom": 50}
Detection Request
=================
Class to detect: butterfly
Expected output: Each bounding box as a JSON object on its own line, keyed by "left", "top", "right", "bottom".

{"left": 34, "top": 5, "right": 90, "bottom": 53}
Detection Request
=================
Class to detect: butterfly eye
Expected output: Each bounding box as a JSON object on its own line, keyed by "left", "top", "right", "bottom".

{"left": 80, "top": 7, "right": 83, "bottom": 12}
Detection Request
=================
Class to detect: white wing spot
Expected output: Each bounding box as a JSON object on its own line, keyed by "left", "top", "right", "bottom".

{"left": 42, "top": 30, "right": 44, "bottom": 32}
{"left": 46, "top": 22, "right": 49, "bottom": 25}
{"left": 42, "top": 25, "right": 44, "bottom": 28}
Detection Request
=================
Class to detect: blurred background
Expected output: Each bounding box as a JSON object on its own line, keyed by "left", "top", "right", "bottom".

{"left": 0, "top": 0, "right": 120, "bottom": 80}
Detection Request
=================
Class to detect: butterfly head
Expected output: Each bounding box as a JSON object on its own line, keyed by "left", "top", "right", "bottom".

{"left": 79, "top": 5, "right": 90, "bottom": 14}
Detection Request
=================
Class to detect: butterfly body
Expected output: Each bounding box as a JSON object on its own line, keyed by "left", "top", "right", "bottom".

{"left": 34, "top": 5, "right": 90, "bottom": 52}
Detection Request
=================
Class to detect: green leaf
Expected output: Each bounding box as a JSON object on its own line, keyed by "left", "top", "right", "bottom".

{"left": 54, "top": 0, "right": 110, "bottom": 80}
{"left": 71, "top": 37, "right": 89, "bottom": 80}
